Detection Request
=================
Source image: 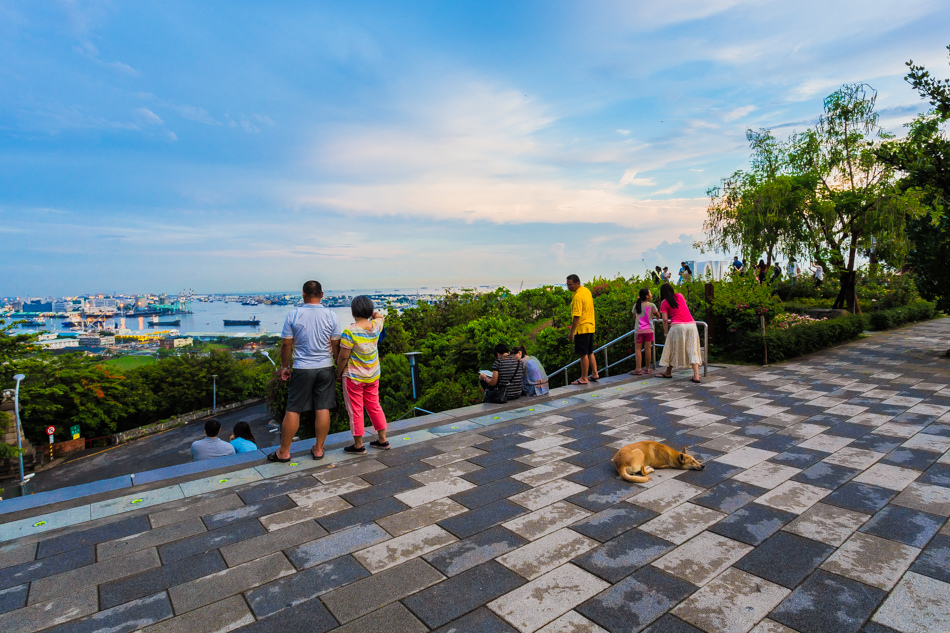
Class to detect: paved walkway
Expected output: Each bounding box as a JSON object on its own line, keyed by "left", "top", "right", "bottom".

{"left": 1, "top": 319, "right": 949, "bottom": 633}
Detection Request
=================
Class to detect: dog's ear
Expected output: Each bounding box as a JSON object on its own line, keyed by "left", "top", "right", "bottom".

{"left": 680, "top": 446, "right": 690, "bottom": 455}
{"left": 678, "top": 453, "right": 688, "bottom": 464}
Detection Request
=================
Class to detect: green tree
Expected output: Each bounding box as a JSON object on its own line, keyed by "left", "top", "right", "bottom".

{"left": 877, "top": 46, "right": 950, "bottom": 310}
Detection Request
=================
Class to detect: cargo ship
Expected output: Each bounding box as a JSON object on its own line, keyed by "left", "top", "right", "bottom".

{"left": 148, "top": 319, "right": 181, "bottom": 327}
{"left": 223, "top": 317, "right": 261, "bottom": 326}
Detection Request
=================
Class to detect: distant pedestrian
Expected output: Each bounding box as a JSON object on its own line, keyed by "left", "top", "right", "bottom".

{"left": 650, "top": 266, "right": 662, "bottom": 284}
{"left": 732, "top": 256, "right": 745, "bottom": 275}
{"left": 269, "top": 280, "right": 342, "bottom": 463}
{"left": 229, "top": 421, "right": 258, "bottom": 454}
{"left": 632, "top": 288, "right": 659, "bottom": 375}
{"left": 566, "top": 274, "right": 599, "bottom": 384}
{"left": 656, "top": 283, "right": 702, "bottom": 383}
{"left": 335, "top": 296, "right": 389, "bottom": 453}
{"left": 757, "top": 260, "right": 768, "bottom": 284}
{"left": 678, "top": 262, "right": 692, "bottom": 284}
{"left": 661, "top": 267, "right": 672, "bottom": 283}
{"left": 812, "top": 262, "right": 824, "bottom": 287}
{"left": 191, "top": 418, "right": 236, "bottom": 461}
{"left": 787, "top": 258, "right": 801, "bottom": 281}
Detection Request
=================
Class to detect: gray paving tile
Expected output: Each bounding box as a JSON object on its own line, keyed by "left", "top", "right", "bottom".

{"left": 321, "top": 557, "right": 444, "bottom": 623}
{"left": 329, "top": 602, "right": 427, "bottom": 633}
{"left": 317, "top": 496, "right": 408, "bottom": 532}
{"left": 673, "top": 567, "right": 789, "bottom": 633}
{"left": 0, "top": 542, "right": 36, "bottom": 569}
{"left": 244, "top": 554, "right": 369, "bottom": 618}
{"left": 202, "top": 495, "right": 296, "bottom": 530}
{"left": 821, "top": 532, "right": 920, "bottom": 590}
{"left": 168, "top": 551, "right": 295, "bottom": 614}
{"left": 159, "top": 518, "right": 266, "bottom": 563}
{"left": 148, "top": 493, "right": 245, "bottom": 529}
{"left": 0, "top": 584, "right": 28, "bottom": 616}
{"left": 100, "top": 550, "right": 227, "bottom": 609}
{"left": 44, "top": 591, "right": 173, "bottom": 633}
{"left": 140, "top": 594, "right": 254, "bottom": 633}
{"left": 0, "top": 587, "right": 98, "bottom": 633}
{"left": 872, "top": 571, "right": 950, "bottom": 633}
{"left": 29, "top": 547, "right": 160, "bottom": 604}
{"left": 376, "top": 498, "right": 469, "bottom": 536}
{"left": 98, "top": 517, "right": 207, "bottom": 560}
{"left": 285, "top": 522, "right": 390, "bottom": 570}
{"left": 36, "top": 515, "right": 152, "bottom": 559}
{"left": 220, "top": 520, "right": 327, "bottom": 567}
{"left": 0, "top": 545, "right": 95, "bottom": 590}
{"left": 405, "top": 560, "right": 526, "bottom": 628}
{"left": 576, "top": 565, "right": 696, "bottom": 633}
{"left": 430, "top": 607, "right": 518, "bottom": 632}
{"left": 423, "top": 525, "right": 528, "bottom": 577}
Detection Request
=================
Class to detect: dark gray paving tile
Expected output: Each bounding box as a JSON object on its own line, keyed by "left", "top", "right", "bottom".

{"left": 375, "top": 444, "right": 442, "bottom": 467}
{"left": 100, "top": 549, "right": 226, "bottom": 609}
{"left": 565, "top": 465, "right": 616, "bottom": 487}
{"left": 709, "top": 503, "right": 796, "bottom": 546}
{"left": 404, "top": 560, "right": 526, "bottom": 628}
{"left": 770, "top": 569, "right": 886, "bottom": 633}
{"left": 565, "top": 434, "right": 612, "bottom": 452}
{"left": 573, "top": 528, "right": 675, "bottom": 583}
{"left": 847, "top": 435, "right": 903, "bottom": 453}
{"left": 861, "top": 623, "right": 902, "bottom": 633}
{"left": 461, "top": 460, "right": 530, "bottom": 485}
{"left": 285, "top": 523, "right": 389, "bottom": 570}
{"left": 238, "top": 475, "right": 319, "bottom": 505}
{"left": 918, "top": 463, "right": 950, "bottom": 487}
{"left": 827, "top": 422, "right": 870, "bottom": 438}
{"left": 571, "top": 505, "right": 660, "bottom": 543}
{"left": 0, "top": 584, "right": 28, "bottom": 615}
{"left": 908, "top": 533, "right": 950, "bottom": 584}
{"left": 747, "top": 433, "right": 801, "bottom": 453}
{"left": 320, "top": 558, "right": 443, "bottom": 624}
{"left": 341, "top": 477, "right": 421, "bottom": 506}
{"left": 317, "top": 496, "right": 408, "bottom": 533}
{"left": 692, "top": 480, "right": 767, "bottom": 514}
{"left": 792, "top": 462, "right": 860, "bottom": 490}
{"left": 770, "top": 447, "right": 827, "bottom": 469}
{"left": 677, "top": 461, "right": 743, "bottom": 488}
{"left": 469, "top": 446, "right": 532, "bottom": 466}
{"left": 44, "top": 591, "right": 173, "bottom": 633}
{"left": 922, "top": 423, "right": 950, "bottom": 437}
{"left": 881, "top": 448, "right": 940, "bottom": 470}
{"left": 642, "top": 614, "right": 705, "bottom": 633}
{"left": 360, "top": 461, "right": 431, "bottom": 484}
{"left": 567, "top": 479, "right": 635, "bottom": 512}
{"left": 577, "top": 565, "right": 697, "bottom": 633}
{"left": 438, "top": 500, "right": 527, "bottom": 539}
{"left": 0, "top": 546, "right": 95, "bottom": 590}
{"left": 234, "top": 593, "right": 339, "bottom": 633}
{"left": 822, "top": 482, "right": 898, "bottom": 514}
{"left": 246, "top": 554, "right": 369, "bottom": 619}
{"left": 451, "top": 477, "right": 530, "bottom": 510}
{"left": 431, "top": 607, "right": 517, "bottom": 633}
{"left": 202, "top": 495, "right": 296, "bottom": 530}
{"left": 479, "top": 424, "right": 533, "bottom": 439}
{"left": 36, "top": 515, "right": 151, "bottom": 559}
{"left": 735, "top": 531, "right": 834, "bottom": 588}
{"left": 159, "top": 518, "right": 266, "bottom": 563}
{"left": 564, "top": 447, "right": 615, "bottom": 469}
{"left": 424, "top": 525, "right": 527, "bottom": 577}
{"left": 859, "top": 504, "right": 944, "bottom": 548}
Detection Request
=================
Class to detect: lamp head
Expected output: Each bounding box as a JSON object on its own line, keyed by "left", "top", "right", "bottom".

{"left": 13, "top": 374, "right": 25, "bottom": 382}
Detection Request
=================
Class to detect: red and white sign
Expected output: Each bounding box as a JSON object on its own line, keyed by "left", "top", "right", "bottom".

{"left": 46, "top": 426, "right": 56, "bottom": 436}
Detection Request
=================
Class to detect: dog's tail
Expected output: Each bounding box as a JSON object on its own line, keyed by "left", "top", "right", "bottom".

{"left": 617, "top": 466, "right": 650, "bottom": 483}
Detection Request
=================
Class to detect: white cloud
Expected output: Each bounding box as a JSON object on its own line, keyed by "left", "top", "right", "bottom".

{"left": 653, "top": 182, "right": 685, "bottom": 195}
{"left": 619, "top": 169, "right": 656, "bottom": 187}
{"left": 617, "top": 129, "right": 631, "bottom": 135}
{"left": 136, "top": 108, "right": 163, "bottom": 125}
{"left": 723, "top": 105, "right": 756, "bottom": 122}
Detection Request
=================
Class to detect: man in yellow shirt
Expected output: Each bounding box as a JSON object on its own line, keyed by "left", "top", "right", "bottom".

{"left": 567, "top": 274, "right": 599, "bottom": 384}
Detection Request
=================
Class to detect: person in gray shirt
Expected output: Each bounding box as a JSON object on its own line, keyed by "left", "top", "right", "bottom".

{"left": 269, "top": 280, "right": 343, "bottom": 462}
{"left": 191, "top": 418, "right": 236, "bottom": 461}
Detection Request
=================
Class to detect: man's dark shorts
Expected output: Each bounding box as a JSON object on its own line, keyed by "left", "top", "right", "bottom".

{"left": 574, "top": 332, "right": 595, "bottom": 356}
{"left": 286, "top": 367, "right": 336, "bottom": 412}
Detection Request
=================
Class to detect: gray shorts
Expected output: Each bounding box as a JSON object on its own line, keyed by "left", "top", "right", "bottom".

{"left": 286, "top": 367, "right": 337, "bottom": 412}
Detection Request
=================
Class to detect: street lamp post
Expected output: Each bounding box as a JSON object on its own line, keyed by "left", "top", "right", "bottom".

{"left": 212, "top": 374, "right": 217, "bottom": 413}
{"left": 13, "top": 374, "right": 26, "bottom": 487}
{"left": 258, "top": 350, "right": 276, "bottom": 366}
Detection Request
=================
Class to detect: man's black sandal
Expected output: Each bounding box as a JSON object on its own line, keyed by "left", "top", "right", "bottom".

{"left": 267, "top": 452, "right": 291, "bottom": 463}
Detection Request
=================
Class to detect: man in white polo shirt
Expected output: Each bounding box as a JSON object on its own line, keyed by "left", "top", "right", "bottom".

{"left": 268, "top": 280, "right": 342, "bottom": 462}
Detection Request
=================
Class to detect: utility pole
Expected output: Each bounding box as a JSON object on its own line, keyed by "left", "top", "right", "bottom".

{"left": 212, "top": 374, "right": 217, "bottom": 413}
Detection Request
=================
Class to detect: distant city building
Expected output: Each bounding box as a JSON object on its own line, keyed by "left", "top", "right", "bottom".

{"left": 85, "top": 298, "right": 118, "bottom": 314}
{"left": 160, "top": 336, "right": 193, "bottom": 349}
{"left": 36, "top": 338, "right": 79, "bottom": 350}
{"left": 52, "top": 300, "right": 80, "bottom": 313}
{"left": 23, "top": 300, "right": 53, "bottom": 312}
{"left": 79, "top": 333, "right": 115, "bottom": 347}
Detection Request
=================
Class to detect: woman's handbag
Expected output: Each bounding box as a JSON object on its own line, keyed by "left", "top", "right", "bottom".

{"left": 483, "top": 385, "right": 508, "bottom": 404}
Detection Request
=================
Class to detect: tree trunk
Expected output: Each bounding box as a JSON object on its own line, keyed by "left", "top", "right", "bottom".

{"left": 832, "top": 271, "right": 861, "bottom": 314}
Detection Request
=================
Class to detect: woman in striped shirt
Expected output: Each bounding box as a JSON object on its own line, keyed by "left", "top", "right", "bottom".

{"left": 335, "top": 296, "right": 389, "bottom": 454}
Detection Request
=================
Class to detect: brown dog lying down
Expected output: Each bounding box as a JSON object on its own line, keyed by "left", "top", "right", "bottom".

{"left": 613, "top": 440, "right": 705, "bottom": 483}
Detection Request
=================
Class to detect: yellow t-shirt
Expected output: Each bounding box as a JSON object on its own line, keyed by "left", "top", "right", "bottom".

{"left": 571, "top": 286, "right": 595, "bottom": 334}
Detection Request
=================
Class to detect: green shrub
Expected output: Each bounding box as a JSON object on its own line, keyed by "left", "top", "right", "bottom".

{"left": 740, "top": 314, "right": 867, "bottom": 363}
{"left": 867, "top": 301, "right": 936, "bottom": 330}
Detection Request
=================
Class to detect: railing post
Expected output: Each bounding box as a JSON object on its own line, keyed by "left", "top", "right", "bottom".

{"left": 603, "top": 348, "right": 609, "bottom": 377}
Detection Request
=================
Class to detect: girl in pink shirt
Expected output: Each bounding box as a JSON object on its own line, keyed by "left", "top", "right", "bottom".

{"left": 656, "top": 283, "right": 702, "bottom": 383}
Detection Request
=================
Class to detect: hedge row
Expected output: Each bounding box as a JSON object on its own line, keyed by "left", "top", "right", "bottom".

{"left": 740, "top": 314, "right": 867, "bottom": 364}
{"left": 867, "top": 301, "right": 936, "bottom": 331}
{"left": 738, "top": 300, "right": 938, "bottom": 364}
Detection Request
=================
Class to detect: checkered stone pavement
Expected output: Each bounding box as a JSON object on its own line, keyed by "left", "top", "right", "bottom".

{"left": 2, "top": 319, "right": 950, "bottom": 632}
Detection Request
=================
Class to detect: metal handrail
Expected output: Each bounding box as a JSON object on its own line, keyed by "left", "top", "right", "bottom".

{"left": 550, "top": 320, "right": 708, "bottom": 385}
{"left": 394, "top": 406, "right": 436, "bottom": 422}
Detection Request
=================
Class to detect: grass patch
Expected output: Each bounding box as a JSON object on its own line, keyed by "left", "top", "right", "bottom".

{"left": 105, "top": 356, "right": 157, "bottom": 370}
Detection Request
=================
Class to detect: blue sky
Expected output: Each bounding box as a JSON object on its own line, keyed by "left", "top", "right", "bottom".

{"left": 2, "top": 1, "right": 948, "bottom": 296}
